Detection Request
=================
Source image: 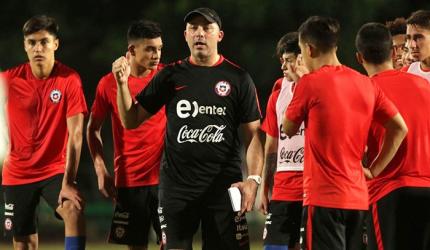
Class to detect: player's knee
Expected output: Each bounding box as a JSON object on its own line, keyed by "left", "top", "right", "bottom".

{"left": 57, "top": 200, "right": 83, "bottom": 221}
{"left": 13, "top": 234, "right": 38, "bottom": 250}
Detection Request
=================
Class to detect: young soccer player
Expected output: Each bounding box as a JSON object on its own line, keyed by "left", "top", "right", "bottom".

{"left": 283, "top": 16, "right": 408, "bottom": 250}
{"left": 356, "top": 22, "right": 430, "bottom": 250}
{"left": 2, "top": 15, "right": 87, "bottom": 250}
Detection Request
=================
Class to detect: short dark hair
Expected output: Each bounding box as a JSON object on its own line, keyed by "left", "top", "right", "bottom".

{"left": 276, "top": 32, "right": 300, "bottom": 58}
{"left": 127, "top": 19, "right": 162, "bottom": 43}
{"left": 386, "top": 17, "right": 406, "bottom": 36}
{"left": 407, "top": 10, "right": 430, "bottom": 30}
{"left": 356, "top": 22, "right": 392, "bottom": 64}
{"left": 298, "top": 16, "right": 340, "bottom": 53}
{"left": 23, "top": 15, "right": 59, "bottom": 38}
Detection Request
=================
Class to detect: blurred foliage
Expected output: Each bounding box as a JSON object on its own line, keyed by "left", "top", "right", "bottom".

{"left": 1, "top": 0, "right": 429, "bottom": 241}
{"left": 1, "top": 0, "right": 429, "bottom": 109}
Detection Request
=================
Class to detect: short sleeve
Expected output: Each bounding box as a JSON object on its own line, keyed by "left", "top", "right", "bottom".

{"left": 372, "top": 82, "right": 398, "bottom": 124}
{"left": 261, "top": 90, "right": 279, "bottom": 137}
{"left": 135, "top": 67, "right": 174, "bottom": 114}
{"left": 239, "top": 72, "right": 262, "bottom": 123}
{"left": 66, "top": 73, "right": 88, "bottom": 117}
{"left": 90, "top": 76, "right": 111, "bottom": 120}
{"left": 285, "top": 77, "right": 310, "bottom": 124}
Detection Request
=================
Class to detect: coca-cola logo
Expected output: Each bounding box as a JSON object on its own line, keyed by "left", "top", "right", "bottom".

{"left": 177, "top": 125, "right": 226, "bottom": 143}
{"left": 279, "top": 147, "right": 304, "bottom": 164}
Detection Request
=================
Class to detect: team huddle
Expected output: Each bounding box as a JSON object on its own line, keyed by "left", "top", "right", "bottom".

{"left": 1, "top": 6, "right": 430, "bottom": 250}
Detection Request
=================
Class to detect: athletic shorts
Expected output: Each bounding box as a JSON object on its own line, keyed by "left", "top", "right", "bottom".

{"left": 108, "top": 185, "right": 161, "bottom": 246}
{"left": 158, "top": 182, "right": 250, "bottom": 250}
{"left": 3, "top": 174, "right": 63, "bottom": 237}
{"left": 300, "top": 205, "right": 367, "bottom": 250}
{"left": 367, "top": 186, "right": 430, "bottom": 250}
{"left": 262, "top": 200, "right": 302, "bottom": 249}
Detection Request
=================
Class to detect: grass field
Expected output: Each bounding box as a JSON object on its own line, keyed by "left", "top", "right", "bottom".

{"left": 1, "top": 242, "right": 264, "bottom": 250}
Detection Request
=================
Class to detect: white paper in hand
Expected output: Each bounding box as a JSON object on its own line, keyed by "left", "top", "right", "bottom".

{"left": 228, "top": 187, "right": 242, "bottom": 212}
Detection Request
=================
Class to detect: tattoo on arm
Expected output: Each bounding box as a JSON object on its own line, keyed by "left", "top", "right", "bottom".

{"left": 264, "top": 153, "right": 277, "bottom": 195}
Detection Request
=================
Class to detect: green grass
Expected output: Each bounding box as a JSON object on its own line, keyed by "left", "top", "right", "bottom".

{"left": 1, "top": 242, "right": 263, "bottom": 250}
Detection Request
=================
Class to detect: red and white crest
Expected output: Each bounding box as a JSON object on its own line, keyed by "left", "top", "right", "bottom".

{"left": 50, "top": 89, "right": 62, "bottom": 103}
{"left": 4, "top": 218, "right": 12, "bottom": 231}
{"left": 115, "top": 226, "right": 125, "bottom": 238}
{"left": 214, "top": 81, "right": 231, "bottom": 97}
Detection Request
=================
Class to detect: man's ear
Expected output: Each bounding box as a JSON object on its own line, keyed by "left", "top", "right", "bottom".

{"left": 356, "top": 52, "right": 364, "bottom": 65}
{"left": 307, "top": 43, "right": 319, "bottom": 58}
{"left": 53, "top": 38, "right": 59, "bottom": 51}
{"left": 128, "top": 45, "right": 135, "bottom": 56}
{"left": 218, "top": 30, "right": 224, "bottom": 42}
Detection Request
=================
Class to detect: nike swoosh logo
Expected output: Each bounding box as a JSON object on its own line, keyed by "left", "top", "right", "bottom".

{"left": 174, "top": 85, "right": 187, "bottom": 91}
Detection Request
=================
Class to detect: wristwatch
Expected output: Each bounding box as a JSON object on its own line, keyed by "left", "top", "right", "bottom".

{"left": 247, "top": 175, "right": 262, "bottom": 185}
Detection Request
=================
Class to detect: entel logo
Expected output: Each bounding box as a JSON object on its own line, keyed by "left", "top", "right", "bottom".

{"left": 177, "top": 100, "right": 226, "bottom": 119}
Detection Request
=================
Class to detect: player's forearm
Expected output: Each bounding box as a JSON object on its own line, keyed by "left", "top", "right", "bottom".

{"left": 86, "top": 127, "right": 108, "bottom": 176}
{"left": 246, "top": 131, "right": 264, "bottom": 177}
{"left": 64, "top": 127, "right": 83, "bottom": 186}
{"left": 262, "top": 134, "right": 278, "bottom": 195}
{"left": 116, "top": 82, "right": 139, "bottom": 129}
{"left": 263, "top": 152, "right": 277, "bottom": 195}
{"left": 369, "top": 114, "right": 407, "bottom": 177}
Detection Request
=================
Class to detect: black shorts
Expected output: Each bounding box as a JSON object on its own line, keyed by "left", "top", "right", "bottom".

{"left": 159, "top": 182, "right": 250, "bottom": 250}
{"left": 262, "top": 200, "right": 302, "bottom": 248}
{"left": 301, "top": 205, "right": 367, "bottom": 250}
{"left": 367, "top": 186, "right": 430, "bottom": 250}
{"left": 3, "top": 174, "right": 63, "bottom": 237}
{"left": 108, "top": 185, "right": 161, "bottom": 246}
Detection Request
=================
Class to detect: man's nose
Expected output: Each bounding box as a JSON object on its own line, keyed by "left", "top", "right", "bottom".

{"left": 152, "top": 51, "right": 160, "bottom": 59}
{"left": 33, "top": 42, "right": 43, "bottom": 52}
{"left": 281, "top": 62, "right": 287, "bottom": 71}
{"left": 194, "top": 26, "right": 205, "bottom": 36}
{"left": 409, "top": 39, "right": 418, "bottom": 48}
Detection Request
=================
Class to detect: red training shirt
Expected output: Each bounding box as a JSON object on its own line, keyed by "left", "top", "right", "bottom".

{"left": 367, "top": 70, "right": 430, "bottom": 204}
{"left": 91, "top": 66, "right": 166, "bottom": 187}
{"left": 286, "top": 65, "right": 398, "bottom": 210}
{"left": 2, "top": 61, "right": 88, "bottom": 185}
{"left": 271, "top": 77, "right": 283, "bottom": 92}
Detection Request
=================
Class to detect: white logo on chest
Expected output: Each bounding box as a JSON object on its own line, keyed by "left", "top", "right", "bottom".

{"left": 49, "top": 89, "right": 62, "bottom": 103}
{"left": 176, "top": 100, "right": 226, "bottom": 119}
{"left": 177, "top": 125, "right": 226, "bottom": 143}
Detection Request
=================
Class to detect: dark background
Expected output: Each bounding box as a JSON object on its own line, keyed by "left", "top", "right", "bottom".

{"left": 1, "top": 0, "right": 429, "bottom": 244}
